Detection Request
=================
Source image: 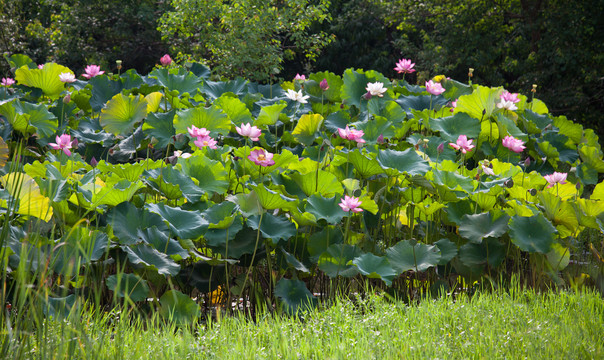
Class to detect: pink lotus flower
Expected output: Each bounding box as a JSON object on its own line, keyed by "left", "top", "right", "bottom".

{"left": 236, "top": 123, "right": 262, "bottom": 142}
{"left": 187, "top": 125, "right": 210, "bottom": 138}
{"left": 337, "top": 125, "right": 365, "bottom": 144}
{"left": 502, "top": 136, "right": 526, "bottom": 153}
{"left": 544, "top": 172, "right": 567, "bottom": 188}
{"left": 248, "top": 149, "right": 275, "bottom": 167}
{"left": 59, "top": 72, "right": 76, "bottom": 83}
{"left": 449, "top": 135, "right": 475, "bottom": 154}
{"left": 320, "top": 78, "right": 329, "bottom": 91}
{"left": 160, "top": 54, "right": 172, "bottom": 66}
{"left": 1, "top": 77, "right": 15, "bottom": 86}
{"left": 37, "top": 64, "right": 44, "bottom": 69}
{"left": 365, "top": 82, "right": 387, "bottom": 97}
{"left": 339, "top": 195, "right": 363, "bottom": 213}
{"left": 394, "top": 58, "right": 416, "bottom": 74}
{"left": 480, "top": 161, "right": 495, "bottom": 176}
{"left": 425, "top": 80, "right": 445, "bottom": 96}
{"left": 294, "top": 74, "right": 306, "bottom": 81}
{"left": 49, "top": 134, "right": 75, "bottom": 156}
{"left": 500, "top": 91, "right": 520, "bottom": 104}
{"left": 194, "top": 135, "right": 218, "bottom": 149}
{"left": 82, "top": 65, "right": 104, "bottom": 79}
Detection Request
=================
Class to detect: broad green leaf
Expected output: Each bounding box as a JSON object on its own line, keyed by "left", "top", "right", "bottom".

{"left": 145, "top": 92, "right": 163, "bottom": 113}
{"left": 203, "top": 202, "right": 238, "bottom": 229}
{"left": 147, "top": 67, "right": 202, "bottom": 94}
{"left": 246, "top": 213, "right": 296, "bottom": 246}
{"left": 292, "top": 113, "right": 323, "bottom": 145}
{"left": 0, "top": 99, "right": 58, "bottom": 138}
{"left": 288, "top": 170, "right": 343, "bottom": 198}
{"left": 214, "top": 94, "right": 253, "bottom": 126}
{"left": 226, "top": 191, "right": 263, "bottom": 217}
{"left": 509, "top": 214, "right": 557, "bottom": 253}
{"left": 459, "top": 238, "right": 506, "bottom": 267}
{"left": 318, "top": 244, "right": 362, "bottom": 278}
{"left": 385, "top": 240, "right": 441, "bottom": 274}
{"left": 459, "top": 212, "right": 510, "bottom": 244}
{"left": 579, "top": 145, "right": 604, "bottom": 172}
{"left": 99, "top": 93, "right": 147, "bottom": 136}
{"left": 1, "top": 173, "right": 52, "bottom": 221}
{"left": 305, "top": 194, "right": 346, "bottom": 224}
{"left": 347, "top": 150, "right": 384, "bottom": 178}
{"left": 106, "top": 274, "right": 150, "bottom": 302}
{"left": 15, "top": 63, "right": 73, "bottom": 98}
{"left": 142, "top": 110, "right": 176, "bottom": 149}
{"left": 174, "top": 106, "right": 230, "bottom": 136}
{"left": 6, "top": 54, "right": 35, "bottom": 71}
{"left": 546, "top": 243, "right": 570, "bottom": 271}
{"left": 255, "top": 102, "right": 287, "bottom": 126}
{"left": 434, "top": 238, "right": 458, "bottom": 265}
{"left": 431, "top": 169, "right": 475, "bottom": 193}
{"left": 202, "top": 78, "right": 248, "bottom": 100}
{"left": 429, "top": 113, "right": 480, "bottom": 142}
{"left": 454, "top": 85, "right": 501, "bottom": 119}
{"left": 89, "top": 76, "right": 127, "bottom": 111}
{"left": 146, "top": 203, "right": 209, "bottom": 240}
{"left": 179, "top": 155, "right": 229, "bottom": 194}
{"left": 143, "top": 167, "right": 204, "bottom": 202}
{"left": 279, "top": 247, "right": 310, "bottom": 273}
{"left": 124, "top": 244, "right": 180, "bottom": 276}
{"left": 251, "top": 183, "right": 298, "bottom": 212}
{"left": 91, "top": 179, "right": 144, "bottom": 207}
{"left": 377, "top": 148, "right": 430, "bottom": 176}
{"left": 160, "top": 290, "right": 200, "bottom": 324}
{"left": 442, "top": 78, "right": 473, "bottom": 100}
{"left": 352, "top": 253, "right": 396, "bottom": 286}
{"left": 107, "top": 202, "right": 169, "bottom": 245}
{"left": 274, "top": 278, "right": 317, "bottom": 315}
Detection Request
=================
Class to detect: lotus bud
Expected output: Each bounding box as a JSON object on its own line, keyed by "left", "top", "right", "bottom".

{"left": 90, "top": 157, "right": 98, "bottom": 168}
{"left": 363, "top": 91, "right": 372, "bottom": 100}
{"left": 524, "top": 157, "right": 531, "bottom": 168}
{"left": 320, "top": 78, "right": 329, "bottom": 91}
{"left": 377, "top": 134, "right": 385, "bottom": 144}
{"left": 576, "top": 182, "right": 581, "bottom": 191}
{"left": 437, "top": 142, "right": 444, "bottom": 154}
{"left": 71, "top": 138, "right": 78, "bottom": 148}
{"left": 63, "top": 93, "right": 71, "bottom": 104}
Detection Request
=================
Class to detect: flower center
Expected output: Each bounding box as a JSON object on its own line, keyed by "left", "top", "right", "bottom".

{"left": 257, "top": 154, "right": 266, "bottom": 161}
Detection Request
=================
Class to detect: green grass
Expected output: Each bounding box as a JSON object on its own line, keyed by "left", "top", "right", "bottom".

{"left": 3, "top": 288, "right": 603, "bottom": 359}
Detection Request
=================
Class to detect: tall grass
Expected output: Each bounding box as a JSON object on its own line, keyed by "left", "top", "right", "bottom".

{"left": 3, "top": 287, "right": 602, "bottom": 359}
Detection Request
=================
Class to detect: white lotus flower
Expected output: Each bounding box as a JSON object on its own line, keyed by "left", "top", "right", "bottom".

{"left": 365, "top": 82, "right": 387, "bottom": 97}
{"left": 285, "top": 89, "right": 310, "bottom": 104}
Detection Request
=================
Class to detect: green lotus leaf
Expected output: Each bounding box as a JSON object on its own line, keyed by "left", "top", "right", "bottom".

{"left": 453, "top": 85, "right": 501, "bottom": 120}
{"left": 376, "top": 148, "right": 430, "bottom": 176}
{"left": 442, "top": 78, "right": 473, "bottom": 100}
{"left": 6, "top": 53, "right": 35, "bottom": 71}
{"left": 91, "top": 179, "right": 144, "bottom": 207}
{"left": 323, "top": 111, "right": 351, "bottom": 133}
{"left": 318, "top": 244, "right": 362, "bottom": 278}
{"left": 292, "top": 113, "right": 323, "bottom": 145}
{"left": 355, "top": 115, "right": 395, "bottom": 144}
{"left": 202, "top": 78, "right": 248, "bottom": 100}
{"left": 15, "top": 63, "right": 73, "bottom": 99}
{"left": 178, "top": 262, "right": 225, "bottom": 294}
{"left": 143, "top": 167, "right": 204, "bottom": 202}
{"left": 576, "top": 163, "right": 599, "bottom": 185}
{"left": 142, "top": 110, "right": 176, "bottom": 148}
{"left": 385, "top": 240, "right": 441, "bottom": 274}
{"left": 576, "top": 199, "right": 604, "bottom": 229}
{"left": 546, "top": 243, "right": 570, "bottom": 271}
{"left": 51, "top": 227, "right": 109, "bottom": 275}
{"left": 99, "top": 93, "right": 147, "bottom": 136}
{"left": 579, "top": 145, "right": 604, "bottom": 172}
{"left": 274, "top": 278, "right": 317, "bottom": 315}
{"left": 278, "top": 247, "right": 310, "bottom": 273}
{"left": 203, "top": 202, "right": 238, "bottom": 229}
{"left": 495, "top": 113, "right": 527, "bottom": 140}
{"left": 174, "top": 106, "right": 230, "bottom": 137}
{"left": 288, "top": 170, "right": 343, "bottom": 198}
{"left": 459, "top": 238, "right": 506, "bottom": 267}
{"left": 305, "top": 194, "right": 346, "bottom": 225}
{"left": 459, "top": 211, "right": 510, "bottom": 244}
{"left": 521, "top": 110, "right": 552, "bottom": 134}
{"left": 0, "top": 99, "right": 58, "bottom": 138}
{"left": 509, "top": 214, "right": 557, "bottom": 253}
{"left": 434, "top": 238, "right": 458, "bottom": 265}
{"left": 96, "top": 160, "right": 159, "bottom": 182}
{"left": 226, "top": 191, "right": 263, "bottom": 217}
{"left": 214, "top": 94, "right": 253, "bottom": 126}
{"left": 429, "top": 113, "right": 480, "bottom": 142}
{"left": 88, "top": 76, "right": 127, "bottom": 111}
{"left": 255, "top": 102, "right": 288, "bottom": 126}
{"left": 124, "top": 244, "right": 180, "bottom": 276}
{"left": 147, "top": 67, "right": 202, "bottom": 94}
{"left": 341, "top": 68, "right": 391, "bottom": 109}
{"left": 247, "top": 213, "right": 296, "bottom": 246}
{"left": 347, "top": 150, "right": 384, "bottom": 178}
{"left": 42, "top": 295, "right": 77, "bottom": 319}
{"left": 368, "top": 100, "right": 407, "bottom": 125}
{"left": 107, "top": 203, "right": 169, "bottom": 246}
{"left": 179, "top": 155, "right": 229, "bottom": 195}
{"left": 395, "top": 95, "right": 449, "bottom": 116}
{"left": 146, "top": 202, "right": 209, "bottom": 240}
{"left": 431, "top": 169, "right": 475, "bottom": 193}
{"left": 251, "top": 183, "right": 298, "bottom": 212}
{"left": 307, "top": 226, "right": 343, "bottom": 261}
{"left": 307, "top": 71, "right": 342, "bottom": 102}
{"left": 160, "top": 290, "right": 200, "bottom": 324}
{"left": 590, "top": 181, "right": 604, "bottom": 201}
{"left": 106, "top": 273, "right": 150, "bottom": 303}
{"left": 207, "top": 222, "right": 260, "bottom": 258}
{"left": 138, "top": 226, "right": 189, "bottom": 259}
{"left": 352, "top": 253, "right": 396, "bottom": 286}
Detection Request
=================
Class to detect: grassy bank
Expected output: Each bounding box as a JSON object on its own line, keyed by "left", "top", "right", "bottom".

{"left": 3, "top": 288, "right": 602, "bottom": 359}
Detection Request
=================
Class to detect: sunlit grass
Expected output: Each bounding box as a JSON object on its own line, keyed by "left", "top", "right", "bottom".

{"left": 4, "top": 288, "right": 602, "bottom": 359}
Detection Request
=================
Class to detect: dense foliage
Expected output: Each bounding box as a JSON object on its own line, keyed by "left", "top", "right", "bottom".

{"left": 1, "top": 54, "right": 603, "bottom": 320}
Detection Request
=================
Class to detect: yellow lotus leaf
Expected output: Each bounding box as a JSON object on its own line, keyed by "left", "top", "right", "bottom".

{"left": 1, "top": 173, "right": 52, "bottom": 221}
{"left": 145, "top": 92, "right": 163, "bottom": 113}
